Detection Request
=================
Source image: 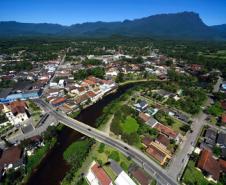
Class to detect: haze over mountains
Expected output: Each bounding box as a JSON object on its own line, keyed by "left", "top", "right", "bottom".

{"left": 0, "top": 12, "right": 226, "bottom": 40}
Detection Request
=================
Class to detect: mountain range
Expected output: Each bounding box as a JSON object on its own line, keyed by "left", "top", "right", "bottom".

{"left": 0, "top": 12, "right": 226, "bottom": 40}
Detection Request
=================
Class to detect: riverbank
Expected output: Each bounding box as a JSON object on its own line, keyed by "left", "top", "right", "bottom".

{"left": 61, "top": 140, "right": 133, "bottom": 185}
{"left": 26, "top": 81, "right": 164, "bottom": 185}
{"left": 118, "top": 78, "right": 164, "bottom": 86}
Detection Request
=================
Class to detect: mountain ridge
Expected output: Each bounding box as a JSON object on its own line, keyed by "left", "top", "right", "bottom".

{"left": 0, "top": 12, "right": 225, "bottom": 40}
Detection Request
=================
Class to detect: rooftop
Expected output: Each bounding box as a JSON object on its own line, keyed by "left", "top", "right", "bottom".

{"left": 197, "top": 149, "right": 220, "bottom": 181}
{"left": 156, "top": 134, "right": 170, "bottom": 147}
{"left": 0, "top": 146, "right": 23, "bottom": 168}
{"left": 114, "top": 171, "right": 136, "bottom": 185}
{"left": 91, "top": 163, "right": 112, "bottom": 185}
{"left": 131, "top": 167, "right": 151, "bottom": 185}
{"left": 154, "top": 123, "right": 178, "bottom": 139}
{"left": 139, "top": 112, "right": 150, "bottom": 123}
{"left": 146, "top": 144, "right": 167, "bottom": 164}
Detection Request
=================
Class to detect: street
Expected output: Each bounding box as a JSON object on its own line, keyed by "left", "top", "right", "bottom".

{"left": 167, "top": 112, "right": 207, "bottom": 180}
{"left": 36, "top": 99, "right": 179, "bottom": 185}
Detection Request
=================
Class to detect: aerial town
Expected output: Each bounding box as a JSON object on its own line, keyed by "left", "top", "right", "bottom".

{"left": 0, "top": 1, "right": 226, "bottom": 185}
{"left": 0, "top": 38, "right": 225, "bottom": 185}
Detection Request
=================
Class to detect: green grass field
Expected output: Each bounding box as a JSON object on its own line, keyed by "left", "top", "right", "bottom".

{"left": 121, "top": 116, "right": 139, "bottom": 134}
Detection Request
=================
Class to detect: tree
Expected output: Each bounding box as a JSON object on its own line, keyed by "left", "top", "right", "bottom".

{"left": 98, "top": 143, "right": 105, "bottom": 153}
{"left": 116, "top": 72, "right": 124, "bottom": 83}
{"left": 213, "top": 146, "right": 221, "bottom": 157}
{"left": 109, "top": 151, "right": 120, "bottom": 162}
{"left": 166, "top": 117, "right": 174, "bottom": 126}
{"left": 207, "top": 102, "right": 224, "bottom": 116}
{"left": 180, "top": 124, "right": 191, "bottom": 132}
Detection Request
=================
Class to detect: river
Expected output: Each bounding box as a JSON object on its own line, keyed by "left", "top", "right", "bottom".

{"left": 26, "top": 82, "right": 142, "bottom": 185}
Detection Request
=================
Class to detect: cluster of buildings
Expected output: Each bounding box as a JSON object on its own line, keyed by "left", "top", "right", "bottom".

{"left": 0, "top": 100, "right": 30, "bottom": 126}
{"left": 0, "top": 60, "right": 61, "bottom": 103}
{"left": 0, "top": 145, "right": 24, "bottom": 179}
{"left": 194, "top": 127, "right": 226, "bottom": 182}
{"left": 133, "top": 100, "right": 181, "bottom": 166}
{"left": 86, "top": 160, "right": 152, "bottom": 185}
{"left": 0, "top": 135, "right": 43, "bottom": 180}
{"left": 44, "top": 75, "right": 117, "bottom": 114}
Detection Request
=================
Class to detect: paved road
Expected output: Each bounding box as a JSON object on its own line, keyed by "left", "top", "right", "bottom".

{"left": 0, "top": 116, "right": 56, "bottom": 148}
{"left": 167, "top": 93, "right": 215, "bottom": 180}
{"left": 36, "top": 99, "right": 178, "bottom": 185}
{"left": 167, "top": 112, "right": 207, "bottom": 180}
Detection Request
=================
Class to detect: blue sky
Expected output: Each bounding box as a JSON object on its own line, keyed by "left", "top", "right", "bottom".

{"left": 0, "top": 0, "right": 226, "bottom": 26}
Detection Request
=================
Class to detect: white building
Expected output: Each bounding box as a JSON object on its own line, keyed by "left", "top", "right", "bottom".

{"left": 2, "top": 101, "right": 29, "bottom": 126}
{"left": 58, "top": 79, "right": 65, "bottom": 88}
{"left": 114, "top": 171, "right": 136, "bottom": 185}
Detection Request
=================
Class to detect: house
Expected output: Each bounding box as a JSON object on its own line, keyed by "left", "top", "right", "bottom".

{"left": 146, "top": 116, "right": 158, "bottom": 127}
{"left": 51, "top": 97, "right": 66, "bottom": 107}
{"left": 138, "top": 112, "right": 150, "bottom": 123}
{"left": 134, "top": 100, "right": 148, "bottom": 112}
{"left": 217, "top": 132, "right": 226, "bottom": 148}
{"left": 155, "top": 134, "right": 170, "bottom": 149}
{"left": 86, "top": 161, "right": 113, "bottom": 185}
{"left": 203, "top": 128, "right": 218, "bottom": 149}
{"left": 86, "top": 91, "right": 98, "bottom": 102}
{"left": 153, "top": 123, "right": 179, "bottom": 142}
{"left": 197, "top": 149, "right": 220, "bottom": 181}
{"left": 219, "top": 159, "right": 226, "bottom": 174}
{"left": 0, "top": 146, "right": 24, "bottom": 170}
{"left": 130, "top": 166, "right": 151, "bottom": 185}
{"left": 106, "top": 68, "right": 119, "bottom": 77}
{"left": 75, "top": 94, "right": 90, "bottom": 105}
{"left": 2, "top": 100, "right": 30, "bottom": 125}
{"left": 58, "top": 79, "right": 66, "bottom": 88}
{"left": 146, "top": 142, "right": 171, "bottom": 166}
{"left": 114, "top": 171, "right": 136, "bottom": 185}
{"left": 141, "top": 136, "right": 153, "bottom": 147}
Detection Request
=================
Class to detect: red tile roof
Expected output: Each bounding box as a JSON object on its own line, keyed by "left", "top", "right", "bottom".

{"left": 197, "top": 149, "right": 220, "bottom": 180}
{"left": 51, "top": 97, "right": 66, "bottom": 105}
{"left": 0, "top": 146, "right": 22, "bottom": 168}
{"left": 142, "top": 137, "right": 153, "bottom": 147}
{"left": 83, "top": 79, "right": 96, "bottom": 85}
{"left": 86, "top": 91, "right": 96, "bottom": 98}
{"left": 154, "top": 123, "right": 178, "bottom": 139}
{"left": 139, "top": 112, "right": 150, "bottom": 123}
{"left": 87, "top": 76, "right": 99, "bottom": 83}
{"left": 91, "top": 163, "right": 112, "bottom": 185}
{"left": 146, "top": 145, "right": 166, "bottom": 164}
{"left": 131, "top": 168, "right": 150, "bottom": 185}
{"left": 156, "top": 134, "right": 170, "bottom": 147}
{"left": 219, "top": 159, "right": 226, "bottom": 173}
{"left": 75, "top": 94, "right": 89, "bottom": 104}
{"left": 9, "top": 100, "right": 27, "bottom": 115}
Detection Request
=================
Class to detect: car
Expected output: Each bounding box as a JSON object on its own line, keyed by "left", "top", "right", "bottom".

{"left": 124, "top": 146, "right": 128, "bottom": 150}
{"left": 87, "top": 128, "right": 91, "bottom": 131}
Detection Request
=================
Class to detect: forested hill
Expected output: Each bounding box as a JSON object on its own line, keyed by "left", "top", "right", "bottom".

{"left": 0, "top": 12, "right": 226, "bottom": 40}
